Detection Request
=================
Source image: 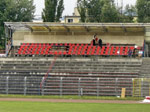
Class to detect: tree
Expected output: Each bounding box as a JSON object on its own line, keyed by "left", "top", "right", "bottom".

{"left": 0, "top": 0, "right": 35, "bottom": 48}
{"left": 85, "top": 0, "right": 120, "bottom": 23}
{"left": 0, "top": 0, "right": 35, "bottom": 22}
{"left": 101, "top": 0, "right": 119, "bottom": 22}
{"left": 0, "top": 0, "right": 12, "bottom": 48}
{"left": 123, "top": 5, "right": 136, "bottom": 23}
{"left": 56, "top": 0, "right": 64, "bottom": 22}
{"left": 77, "top": 0, "right": 87, "bottom": 22}
{"left": 136, "top": 0, "right": 150, "bottom": 22}
{"left": 42, "top": 0, "right": 64, "bottom": 22}
{"left": 13, "top": 0, "right": 35, "bottom": 22}
{"left": 86, "top": 0, "right": 104, "bottom": 22}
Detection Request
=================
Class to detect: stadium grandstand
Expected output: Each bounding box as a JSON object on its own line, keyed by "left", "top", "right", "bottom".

{"left": 0, "top": 22, "right": 150, "bottom": 97}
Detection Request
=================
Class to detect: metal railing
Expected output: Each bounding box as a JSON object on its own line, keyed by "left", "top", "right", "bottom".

{"left": 0, "top": 76, "right": 150, "bottom": 97}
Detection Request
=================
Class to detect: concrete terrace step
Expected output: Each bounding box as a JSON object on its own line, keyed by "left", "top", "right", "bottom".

{"left": 0, "top": 61, "right": 142, "bottom": 65}
{"left": 0, "top": 57, "right": 142, "bottom": 78}
{"left": 0, "top": 65, "right": 141, "bottom": 70}
{"left": 0, "top": 70, "right": 139, "bottom": 74}
{"left": 0, "top": 59, "right": 142, "bottom": 65}
{"left": 0, "top": 74, "right": 139, "bottom": 78}
{"left": 0, "top": 63, "right": 141, "bottom": 68}
{"left": 0, "top": 68, "right": 140, "bottom": 73}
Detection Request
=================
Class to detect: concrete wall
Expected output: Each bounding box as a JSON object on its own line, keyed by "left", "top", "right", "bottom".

{"left": 65, "top": 17, "right": 80, "bottom": 23}
{"left": 12, "top": 31, "right": 144, "bottom": 46}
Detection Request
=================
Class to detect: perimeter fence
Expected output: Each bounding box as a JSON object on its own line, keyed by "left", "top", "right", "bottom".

{"left": 0, "top": 76, "right": 150, "bottom": 97}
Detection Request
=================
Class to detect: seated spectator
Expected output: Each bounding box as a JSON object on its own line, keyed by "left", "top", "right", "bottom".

{"left": 128, "top": 49, "right": 132, "bottom": 57}
{"left": 95, "top": 36, "right": 98, "bottom": 44}
{"left": 92, "top": 38, "right": 96, "bottom": 46}
{"left": 98, "top": 38, "right": 102, "bottom": 48}
{"left": 92, "top": 34, "right": 97, "bottom": 46}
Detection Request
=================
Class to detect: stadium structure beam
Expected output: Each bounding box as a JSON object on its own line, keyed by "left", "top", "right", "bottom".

{"left": 121, "top": 24, "right": 127, "bottom": 32}
{"left": 101, "top": 24, "right": 108, "bottom": 32}
{"left": 25, "top": 25, "right": 33, "bottom": 32}
{"left": 143, "top": 27, "right": 146, "bottom": 32}
{"left": 63, "top": 25, "right": 70, "bottom": 32}
{"left": 84, "top": 26, "right": 90, "bottom": 32}
{"left": 44, "top": 25, "right": 51, "bottom": 32}
{"left": 142, "top": 23, "right": 146, "bottom": 32}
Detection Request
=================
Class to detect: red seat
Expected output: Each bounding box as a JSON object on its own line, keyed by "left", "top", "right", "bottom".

{"left": 64, "top": 43, "right": 68, "bottom": 46}
{"left": 86, "top": 46, "right": 92, "bottom": 55}
{"left": 114, "top": 46, "right": 119, "bottom": 55}
{"left": 91, "top": 46, "right": 96, "bottom": 55}
{"left": 124, "top": 46, "right": 128, "bottom": 55}
{"left": 69, "top": 43, "right": 72, "bottom": 46}
{"left": 119, "top": 46, "right": 124, "bottom": 55}
{"left": 110, "top": 46, "right": 114, "bottom": 55}
{"left": 68, "top": 46, "right": 74, "bottom": 55}
{"left": 130, "top": 46, "right": 134, "bottom": 50}
{"left": 32, "top": 45, "right": 37, "bottom": 55}
{"left": 41, "top": 46, "right": 46, "bottom": 55}
{"left": 72, "top": 46, "right": 78, "bottom": 55}
{"left": 81, "top": 45, "right": 88, "bottom": 55}
{"left": 77, "top": 46, "right": 83, "bottom": 55}
{"left": 105, "top": 46, "right": 110, "bottom": 55}
{"left": 95, "top": 46, "right": 101, "bottom": 55}
{"left": 100, "top": 46, "right": 105, "bottom": 55}
{"left": 57, "top": 50, "right": 62, "bottom": 55}
{"left": 63, "top": 51, "right": 67, "bottom": 55}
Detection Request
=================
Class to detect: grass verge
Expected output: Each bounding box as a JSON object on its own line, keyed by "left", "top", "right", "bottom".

{"left": 0, "top": 94, "right": 144, "bottom": 101}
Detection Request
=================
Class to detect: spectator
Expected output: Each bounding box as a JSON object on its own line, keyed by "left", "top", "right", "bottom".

{"left": 98, "top": 38, "right": 102, "bottom": 48}
{"left": 92, "top": 34, "right": 97, "bottom": 46}
{"left": 128, "top": 49, "right": 132, "bottom": 57}
{"left": 138, "top": 50, "right": 143, "bottom": 58}
{"left": 133, "top": 45, "right": 138, "bottom": 58}
{"left": 92, "top": 38, "right": 96, "bottom": 46}
{"left": 95, "top": 36, "right": 98, "bottom": 44}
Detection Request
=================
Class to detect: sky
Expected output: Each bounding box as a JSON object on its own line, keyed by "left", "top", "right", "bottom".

{"left": 33, "top": 0, "right": 137, "bottom": 16}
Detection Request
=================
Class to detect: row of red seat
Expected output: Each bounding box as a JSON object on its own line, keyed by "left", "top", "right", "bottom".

{"left": 21, "top": 43, "right": 89, "bottom": 46}
{"left": 17, "top": 43, "right": 142, "bottom": 56}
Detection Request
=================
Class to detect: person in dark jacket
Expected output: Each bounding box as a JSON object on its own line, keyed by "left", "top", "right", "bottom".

{"left": 92, "top": 34, "right": 97, "bottom": 46}
{"left": 98, "top": 38, "right": 102, "bottom": 48}
{"left": 92, "top": 38, "right": 96, "bottom": 46}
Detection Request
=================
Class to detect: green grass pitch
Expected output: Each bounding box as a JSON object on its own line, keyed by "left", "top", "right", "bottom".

{"left": 0, "top": 101, "right": 149, "bottom": 112}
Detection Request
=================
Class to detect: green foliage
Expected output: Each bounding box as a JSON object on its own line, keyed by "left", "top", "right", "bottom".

{"left": 77, "top": 0, "right": 120, "bottom": 23}
{"left": 77, "top": 0, "right": 87, "bottom": 22}
{"left": 0, "top": 0, "right": 35, "bottom": 47}
{"left": 117, "top": 4, "right": 136, "bottom": 23}
{"left": 77, "top": 0, "right": 137, "bottom": 23}
{"left": 122, "top": 5, "right": 136, "bottom": 22}
{"left": 42, "top": 0, "right": 64, "bottom": 22}
{"left": 56, "top": 0, "right": 64, "bottom": 22}
{"left": 0, "top": 0, "right": 35, "bottom": 23}
{"left": 13, "top": 0, "right": 35, "bottom": 22}
{"left": 101, "top": 1, "right": 119, "bottom": 22}
{"left": 86, "top": 0, "right": 104, "bottom": 22}
{"left": 136, "top": 0, "right": 150, "bottom": 22}
{"left": 42, "top": 0, "right": 57, "bottom": 22}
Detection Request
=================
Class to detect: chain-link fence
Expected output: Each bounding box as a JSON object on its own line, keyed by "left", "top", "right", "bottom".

{"left": 0, "top": 76, "right": 150, "bottom": 97}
